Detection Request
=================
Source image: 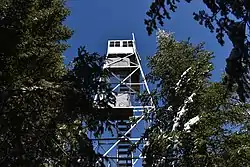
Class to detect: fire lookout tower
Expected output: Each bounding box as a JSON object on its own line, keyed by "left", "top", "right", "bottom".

{"left": 91, "top": 34, "right": 154, "bottom": 167}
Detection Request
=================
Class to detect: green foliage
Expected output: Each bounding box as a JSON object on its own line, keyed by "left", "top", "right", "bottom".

{"left": 145, "top": 0, "right": 250, "bottom": 102}
{"left": 143, "top": 30, "right": 250, "bottom": 167}
{"left": 0, "top": 0, "right": 72, "bottom": 87}
{"left": 64, "top": 47, "right": 115, "bottom": 135}
{"left": 0, "top": 48, "right": 113, "bottom": 166}
{"left": 0, "top": 1, "right": 113, "bottom": 166}
{"left": 145, "top": 0, "right": 250, "bottom": 44}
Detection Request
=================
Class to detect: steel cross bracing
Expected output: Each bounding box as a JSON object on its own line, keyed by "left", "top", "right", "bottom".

{"left": 90, "top": 34, "right": 154, "bottom": 167}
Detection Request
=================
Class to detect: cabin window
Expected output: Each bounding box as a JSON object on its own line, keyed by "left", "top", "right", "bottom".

{"left": 128, "top": 41, "right": 133, "bottom": 47}
{"left": 110, "top": 41, "right": 114, "bottom": 47}
{"left": 115, "top": 41, "right": 120, "bottom": 47}
{"left": 123, "top": 41, "right": 128, "bottom": 47}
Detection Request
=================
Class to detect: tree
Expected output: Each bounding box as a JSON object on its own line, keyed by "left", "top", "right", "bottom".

{"left": 0, "top": 0, "right": 72, "bottom": 165}
{"left": 0, "top": 0, "right": 113, "bottom": 166}
{"left": 0, "top": 0, "right": 72, "bottom": 86}
{"left": 142, "top": 30, "right": 250, "bottom": 166}
{"left": 145, "top": 0, "right": 250, "bottom": 102}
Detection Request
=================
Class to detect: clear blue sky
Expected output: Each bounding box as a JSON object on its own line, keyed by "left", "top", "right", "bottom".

{"left": 64, "top": 1, "right": 233, "bottom": 166}
{"left": 64, "top": 0, "right": 233, "bottom": 82}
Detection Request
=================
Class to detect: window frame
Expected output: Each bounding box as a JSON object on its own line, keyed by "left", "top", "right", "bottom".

{"left": 115, "top": 41, "right": 120, "bottom": 47}
{"left": 110, "top": 41, "right": 115, "bottom": 47}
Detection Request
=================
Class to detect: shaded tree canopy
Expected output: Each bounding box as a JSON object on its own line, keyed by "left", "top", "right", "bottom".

{"left": 142, "top": 30, "right": 250, "bottom": 167}
{"left": 0, "top": 0, "right": 114, "bottom": 166}
{"left": 145, "top": 0, "right": 250, "bottom": 102}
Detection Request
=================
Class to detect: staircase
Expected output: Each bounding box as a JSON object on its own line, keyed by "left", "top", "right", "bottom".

{"left": 117, "top": 120, "right": 132, "bottom": 167}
